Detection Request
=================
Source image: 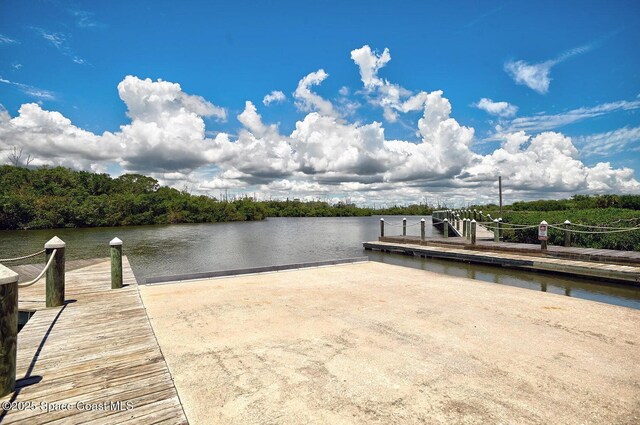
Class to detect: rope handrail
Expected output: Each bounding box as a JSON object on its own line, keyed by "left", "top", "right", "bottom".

{"left": 17, "top": 249, "right": 57, "bottom": 288}
{"left": 564, "top": 222, "right": 640, "bottom": 230}
{"left": 0, "top": 249, "right": 46, "bottom": 263}
{"left": 547, "top": 224, "right": 640, "bottom": 234}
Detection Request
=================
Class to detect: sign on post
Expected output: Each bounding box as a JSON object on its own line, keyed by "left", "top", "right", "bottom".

{"left": 538, "top": 221, "right": 548, "bottom": 241}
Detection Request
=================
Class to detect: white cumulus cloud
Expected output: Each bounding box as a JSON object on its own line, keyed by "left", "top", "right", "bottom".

{"left": 474, "top": 98, "right": 518, "bottom": 117}
{"left": 293, "top": 69, "right": 338, "bottom": 118}
{"left": 262, "top": 90, "right": 286, "bottom": 106}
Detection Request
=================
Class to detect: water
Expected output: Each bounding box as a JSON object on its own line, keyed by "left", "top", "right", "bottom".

{"left": 1, "top": 216, "right": 639, "bottom": 309}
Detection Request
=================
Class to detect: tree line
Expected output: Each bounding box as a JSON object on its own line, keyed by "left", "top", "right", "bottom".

{"left": 0, "top": 166, "right": 433, "bottom": 230}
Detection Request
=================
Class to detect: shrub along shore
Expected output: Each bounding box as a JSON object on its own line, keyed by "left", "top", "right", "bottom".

{"left": 0, "top": 165, "right": 431, "bottom": 230}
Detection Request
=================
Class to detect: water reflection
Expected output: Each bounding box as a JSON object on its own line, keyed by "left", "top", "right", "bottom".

{"left": 1, "top": 216, "right": 639, "bottom": 309}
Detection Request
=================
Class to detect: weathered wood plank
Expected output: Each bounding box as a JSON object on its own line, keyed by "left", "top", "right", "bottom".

{"left": 365, "top": 240, "right": 640, "bottom": 284}
{"left": 0, "top": 257, "right": 187, "bottom": 424}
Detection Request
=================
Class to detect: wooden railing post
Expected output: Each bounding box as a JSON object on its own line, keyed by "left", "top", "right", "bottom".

{"left": 0, "top": 265, "right": 18, "bottom": 397}
{"left": 498, "top": 218, "right": 503, "bottom": 240}
{"left": 466, "top": 218, "right": 471, "bottom": 240}
{"left": 471, "top": 219, "right": 477, "bottom": 244}
{"left": 493, "top": 219, "right": 499, "bottom": 242}
{"left": 45, "top": 236, "right": 65, "bottom": 308}
{"left": 463, "top": 218, "right": 467, "bottom": 238}
{"left": 540, "top": 220, "right": 548, "bottom": 251}
{"left": 420, "top": 219, "right": 425, "bottom": 240}
{"left": 479, "top": 211, "right": 483, "bottom": 222}
{"left": 380, "top": 218, "right": 385, "bottom": 238}
{"left": 402, "top": 218, "right": 407, "bottom": 236}
{"left": 110, "top": 238, "right": 123, "bottom": 289}
{"left": 564, "top": 220, "right": 571, "bottom": 247}
{"left": 456, "top": 215, "right": 460, "bottom": 231}
{"left": 443, "top": 218, "right": 449, "bottom": 238}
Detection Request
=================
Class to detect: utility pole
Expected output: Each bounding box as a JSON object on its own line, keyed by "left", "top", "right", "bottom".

{"left": 499, "top": 175, "right": 503, "bottom": 218}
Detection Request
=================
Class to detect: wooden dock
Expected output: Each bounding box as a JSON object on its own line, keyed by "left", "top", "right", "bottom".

{"left": 1, "top": 258, "right": 188, "bottom": 424}
{"left": 364, "top": 238, "right": 640, "bottom": 284}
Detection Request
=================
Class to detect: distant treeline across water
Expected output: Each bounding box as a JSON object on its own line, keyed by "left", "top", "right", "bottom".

{"left": 0, "top": 165, "right": 432, "bottom": 230}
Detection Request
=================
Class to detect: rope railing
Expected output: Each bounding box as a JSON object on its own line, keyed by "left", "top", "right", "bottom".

{"left": 0, "top": 249, "right": 45, "bottom": 263}
{"left": 18, "top": 249, "right": 57, "bottom": 288}
{"left": 547, "top": 224, "right": 640, "bottom": 234}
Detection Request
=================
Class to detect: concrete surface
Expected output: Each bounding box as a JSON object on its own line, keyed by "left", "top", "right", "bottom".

{"left": 139, "top": 262, "right": 640, "bottom": 425}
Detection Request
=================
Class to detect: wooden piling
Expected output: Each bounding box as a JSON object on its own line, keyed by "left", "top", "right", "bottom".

{"left": 110, "top": 237, "right": 123, "bottom": 289}
{"left": 463, "top": 219, "right": 467, "bottom": 237}
{"left": 443, "top": 218, "right": 449, "bottom": 238}
{"left": 564, "top": 220, "right": 571, "bottom": 247}
{"left": 420, "top": 219, "right": 425, "bottom": 240}
{"left": 402, "top": 218, "right": 407, "bottom": 236}
{"left": 493, "top": 219, "right": 499, "bottom": 242}
{"left": 540, "top": 220, "right": 548, "bottom": 251}
{"left": 45, "top": 236, "right": 65, "bottom": 308}
{"left": 471, "top": 219, "right": 477, "bottom": 244}
{"left": 380, "top": 218, "right": 385, "bottom": 238}
{"left": 0, "top": 266, "right": 18, "bottom": 397}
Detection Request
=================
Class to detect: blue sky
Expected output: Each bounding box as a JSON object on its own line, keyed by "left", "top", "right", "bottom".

{"left": 1, "top": 0, "right": 639, "bottom": 205}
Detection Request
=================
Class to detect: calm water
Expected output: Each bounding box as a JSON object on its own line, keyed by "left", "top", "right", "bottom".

{"left": 1, "top": 216, "right": 639, "bottom": 309}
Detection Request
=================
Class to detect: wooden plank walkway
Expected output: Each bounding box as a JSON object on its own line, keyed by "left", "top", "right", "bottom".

{"left": 364, "top": 240, "right": 640, "bottom": 284}
{"left": 380, "top": 235, "right": 640, "bottom": 265}
{"left": 0, "top": 258, "right": 188, "bottom": 424}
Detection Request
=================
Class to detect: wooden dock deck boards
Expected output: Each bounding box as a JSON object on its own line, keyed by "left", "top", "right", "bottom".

{"left": 364, "top": 240, "right": 640, "bottom": 284}
{"left": 379, "top": 235, "right": 640, "bottom": 265}
{"left": 1, "top": 258, "right": 188, "bottom": 424}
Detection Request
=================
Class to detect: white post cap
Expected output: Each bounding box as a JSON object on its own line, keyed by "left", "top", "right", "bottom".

{"left": 494, "top": 219, "right": 499, "bottom": 222}
{"left": 0, "top": 265, "right": 19, "bottom": 285}
{"left": 110, "top": 237, "right": 123, "bottom": 246}
{"left": 479, "top": 211, "right": 482, "bottom": 214}
{"left": 403, "top": 217, "right": 407, "bottom": 221}
{"left": 444, "top": 218, "right": 448, "bottom": 222}
{"left": 471, "top": 219, "right": 476, "bottom": 223}
{"left": 420, "top": 218, "right": 425, "bottom": 222}
{"left": 380, "top": 218, "right": 384, "bottom": 221}
{"left": 541, "top": 220, "right": 548, "bottom": 225}
{"left": 45, "top": 236, "right": 66, "bottom": 249}
{"left": 564, "top": 220, "right": 571, "bottom": 224}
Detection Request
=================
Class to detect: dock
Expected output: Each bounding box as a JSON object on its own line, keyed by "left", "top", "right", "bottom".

{"left": 1, "top": 258, "right": 188, "bottom": 424}
{"left": 364, "top": 236, "right": 640, "bottom": 284}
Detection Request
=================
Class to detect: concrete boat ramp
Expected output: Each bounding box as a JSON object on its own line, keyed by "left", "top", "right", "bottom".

{"left": 2, "top": 258, "right": 639, "bottom": 424}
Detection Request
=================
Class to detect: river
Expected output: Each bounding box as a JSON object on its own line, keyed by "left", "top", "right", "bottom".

{"left": 1, "top": 216, "right": 638, "bottom": 309}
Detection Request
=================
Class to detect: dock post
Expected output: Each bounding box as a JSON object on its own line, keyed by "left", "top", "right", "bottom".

{"left": 463, "top": 219, "right": 467, "bottom": 237}
{"left": 473, "top": 209, "right": 477, "bottom": 221}
{"left": 456, "top": 215, "right": 460, "bottom": 231}
{"left": 45, "top": 236, "right": 65, "bottom": 308}
{"left": 498, "top": 218, "right": 503, "bottom": 240}
{"left": 380, "top": 218, "right": 385, "bottom": 238}
{"left": 110, "top": 237, "right": 123, "bottom": 289}
{"left": 420, "top": 219, "right": 425, "bottom": 240}
{"left": 443, "top": 218, "right": 449, "bottom": 238}
{"left": 402, "top": 218, "right": 407, "bottom": 236}
{"left": 564, "top": 220, "right": 571, "bottom": 247}
{"left": 466, "top": 219, "right": 471, "bottom": 240}
{"left": 479, "top": 211, "right": 483, "bottom": 222}
{"left": 540, "top": 220, "right": 548, "bottom": 251}
{"left": 493, "top": 219, "right": 499, "bottom": 242}
{"left": 471, "top": 219, "right": 477, "bottom": 244}
{"left": 0, "top": 266, "right": 18, "bottom": 397}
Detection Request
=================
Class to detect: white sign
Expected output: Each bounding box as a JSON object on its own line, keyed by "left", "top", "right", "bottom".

{"left": 538, "top": 223, "right": 548, "bottom": 241}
